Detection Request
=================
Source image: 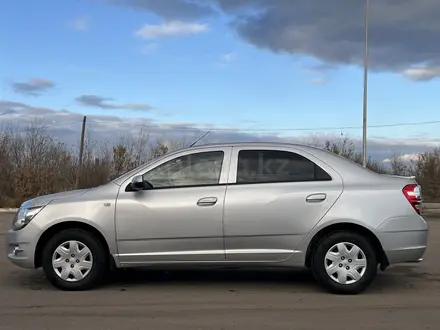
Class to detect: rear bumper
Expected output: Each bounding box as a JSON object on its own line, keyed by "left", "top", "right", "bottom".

{"left": 382, "top": 244, "right": 426, "bottom": 264}
{"left": 377, "top": 215, "right": 428, "bottom": 264}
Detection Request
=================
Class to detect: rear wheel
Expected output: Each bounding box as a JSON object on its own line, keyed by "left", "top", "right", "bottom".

{"left": 311, "top": 231, "right": 378, "bottom": 294}
{"left": 42, "top": 229, "right": 109, "bottom": 291}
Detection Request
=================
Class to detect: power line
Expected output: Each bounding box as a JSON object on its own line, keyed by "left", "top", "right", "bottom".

{"left": 2, "top": 118, "right": 440, "bottom": 134}
{"left": 86, "top": 119, "right": 440, "bottom": 132}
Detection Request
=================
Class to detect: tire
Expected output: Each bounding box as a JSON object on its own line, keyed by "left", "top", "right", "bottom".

{"left": 311, "top": 231, "right": 378, "bottom": 295}
{"left": 42, "top": 229, "right": 109, "bottom": 291}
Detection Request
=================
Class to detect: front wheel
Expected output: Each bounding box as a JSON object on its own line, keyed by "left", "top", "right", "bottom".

{"left": 311, "top": 231, "right": 378, "bottom": 294}
{"left": 42, "top": 229, "right": 109, "bottom": 291}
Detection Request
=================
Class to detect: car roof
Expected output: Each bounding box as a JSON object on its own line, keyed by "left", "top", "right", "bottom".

{"left": 182, "top": 141, "right": 383, "bottom": 183}
{"left": 173, "top": 141, "right": 346, "bottom": 162}
{"left": 177, "top": 141, "right": 321, "bottom": 152}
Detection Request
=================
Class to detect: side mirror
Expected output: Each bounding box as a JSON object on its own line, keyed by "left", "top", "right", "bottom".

{"left": 129, "top": 175, "right": 153, "bottom": 191}
{"left": 131, "top": 175, "right": 144, "bottom": 191}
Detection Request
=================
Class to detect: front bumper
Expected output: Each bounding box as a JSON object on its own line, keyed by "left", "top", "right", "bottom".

{"left": 5, "top": 222, "right": 40, "bottom": 269}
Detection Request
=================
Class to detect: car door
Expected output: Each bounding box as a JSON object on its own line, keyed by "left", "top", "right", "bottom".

{"left": 223, "top": 145, "right": 343, "bottom": 262}
{"left": 115, "top": 146, "right": 232, "bottom": 265}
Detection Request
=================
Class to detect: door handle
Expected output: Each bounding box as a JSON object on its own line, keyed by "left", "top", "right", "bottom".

{"left": 306, "top": 193, "right": 327, "bottom": 203}
{"left": 197, "top": 197, "right": 218, "bottom": 206}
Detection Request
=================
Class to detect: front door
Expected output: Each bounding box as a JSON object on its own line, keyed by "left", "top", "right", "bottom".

{"left": 223, "top": 146, "right": 343, "bottom": 262}
{"left": 115, "top": 147, "right": 232, "bottom": 265}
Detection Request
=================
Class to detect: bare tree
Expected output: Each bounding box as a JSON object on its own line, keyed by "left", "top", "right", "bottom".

{"left": 1, "top": 122, "right": 440, "bottom": 207}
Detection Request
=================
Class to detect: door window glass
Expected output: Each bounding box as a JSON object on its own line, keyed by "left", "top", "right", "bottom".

{"left": 236, "top": 150, "right": 331, "bottom": 184}
{"left": 143, "top": 151, "right": 224, "bottom": 188}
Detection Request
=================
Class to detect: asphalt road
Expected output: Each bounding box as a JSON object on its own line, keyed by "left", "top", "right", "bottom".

{"left": 1, "top": 213, "right": 440, "bottom": 330}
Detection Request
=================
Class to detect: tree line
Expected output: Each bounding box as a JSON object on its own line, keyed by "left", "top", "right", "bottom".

{"left": 1, "top": 123, "right": 439, "bottom": 207}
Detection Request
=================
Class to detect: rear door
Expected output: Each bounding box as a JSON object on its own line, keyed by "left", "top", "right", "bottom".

{"left": 223, "top": 145, "right": 343, "bottom": 262}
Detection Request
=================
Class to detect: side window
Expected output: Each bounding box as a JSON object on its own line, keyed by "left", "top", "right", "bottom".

{"left": 143, "top": 151, "right": 224, "bottom": 188}
{"left": 236, "top": 149, "right": 332, "bottom": 184}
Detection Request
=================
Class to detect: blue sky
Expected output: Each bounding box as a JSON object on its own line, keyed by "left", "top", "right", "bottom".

{"left": 1, "top": 0, "right": 440, "bottom": 160}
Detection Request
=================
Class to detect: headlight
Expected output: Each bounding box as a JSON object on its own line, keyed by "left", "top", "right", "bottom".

{"left": 12, "top": 206, "right": 44, "bottom": 231}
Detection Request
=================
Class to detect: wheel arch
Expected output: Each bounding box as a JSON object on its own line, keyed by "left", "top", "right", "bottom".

{"left": 304, "top": 222, "right": 389, "bottom": 271}
{"left": 34, "top": 221, "right": 113, "bottom": 269}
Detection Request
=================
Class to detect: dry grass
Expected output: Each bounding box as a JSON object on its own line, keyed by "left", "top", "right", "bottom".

{"left": 0, "top": 124, "right": 439, "bottom": 207}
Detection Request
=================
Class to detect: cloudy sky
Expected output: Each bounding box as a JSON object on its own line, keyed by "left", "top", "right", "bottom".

{"left": 1, "top": 0, "right": 440, "bottom": 161}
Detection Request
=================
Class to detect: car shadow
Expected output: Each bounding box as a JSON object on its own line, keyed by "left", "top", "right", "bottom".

{"left": 7, "top": 265, "right": 428, "bottom": 294}
{"left": 103, "top": 267, "right": 319, "bottom": 291}
{"left": 102, "top": 267, "right": 413, "bottom": 294}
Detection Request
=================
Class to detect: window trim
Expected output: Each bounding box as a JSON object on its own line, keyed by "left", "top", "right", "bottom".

{"left": 230, "top": 147, "right": 333, "bottom": 185}
{"left": 123, "top": 149, "right": 231, "bottom": 191}
{"left": 120, "top": 146, "right": 337, "bottom": 192}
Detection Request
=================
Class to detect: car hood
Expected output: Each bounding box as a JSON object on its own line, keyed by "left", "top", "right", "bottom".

{"left": 20, "top": 189, "right": 89, "bottom": 209}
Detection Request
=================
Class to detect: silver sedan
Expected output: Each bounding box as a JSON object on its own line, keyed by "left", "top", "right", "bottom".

{"left": 5, "top": 142, "right": 428, "bottom": 294}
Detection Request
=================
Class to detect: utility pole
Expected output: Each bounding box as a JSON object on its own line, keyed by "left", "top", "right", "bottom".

{"left": 76, "top": 116, "right": 87, "bottom": 189}
{"left": 362, "top": 0, "right": 370, "bottom": 167}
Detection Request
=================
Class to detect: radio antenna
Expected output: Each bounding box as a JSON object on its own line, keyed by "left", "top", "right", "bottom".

{"left": 189, "top": 130, "right": 211, "bottom": 147}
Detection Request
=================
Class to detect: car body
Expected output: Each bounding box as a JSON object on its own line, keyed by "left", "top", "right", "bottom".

{"left": 5, "top": 142, "right": 428, "bottom": 294}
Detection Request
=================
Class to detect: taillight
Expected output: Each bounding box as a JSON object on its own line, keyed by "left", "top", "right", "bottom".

{"left": 402, "top": 184, "right": 422, "bottom": 215}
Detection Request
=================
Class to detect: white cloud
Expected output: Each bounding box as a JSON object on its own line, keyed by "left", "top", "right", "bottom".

{"left": 70, "top": 16, "right": 89, "bottom": 32}
{"left": 216, "top": 52, "right": 236, "bottom": 67}
{"left": 135, "top": 20, "right": 208, "bottom": 39}
{"left": 221, "top": 52, "right": 235, "bottom": 62}
{"left": 301, "top": 64, "right": 332, "bottom": 85}
{"left": 309, "top": 77, "right": 327, "bottom": 85}
{"left": 383, "top": 153, "right": 420, "bottom": 163}
{"left": 141, "top": 43, "right": 159, "bottom": 54}
{"left": 402, "top": 66, "right": 440, "bottom": 81}
{"left": 401, "top": 154, "right": 421, "bottom": 161}
{"left": 110, "top": 0, "right": 440, "bottom": 82}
